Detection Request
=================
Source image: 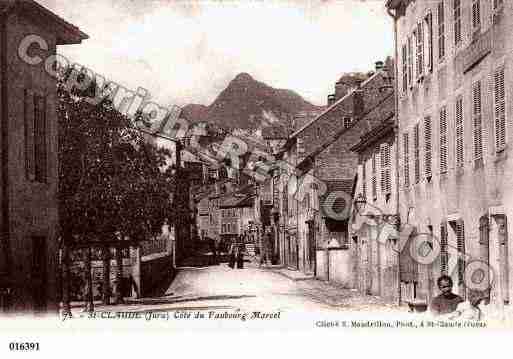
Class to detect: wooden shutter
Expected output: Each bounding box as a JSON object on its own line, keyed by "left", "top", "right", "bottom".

{"left": 455, "top": 97, "right": 464, "bottom": 167}
{"left": 473, "top": 81, "right": 483, "bottom": 161}
{"left": 438, "top": 2, "right": 445, "bottom": 60}
{"left": 454, "top": 0, "right": 462, "bottom": 45}
{"left": 440, "top": 222, "right": 448, "bottom": 275}
{"left": 34, "top": 94, "right": 47, "bottom": 183}
{"left": 472, "top": 0, "right": 481, "bottom": 30}
{"left": 456, "top": 221, "right": 466, "bottom": 285}
{"left": 372, "top": 151, "right": 377, "bottom": 200}
{"left": 426, "top": 12, "right": 433, "bottom": 72}
{"left": 439, "top": 106, "right": 448, "bottom": 174}
{"left": 408, "top": 36, "right": 413, "bottom": 87}
{"left": 416, "top": 22, "right": 424, "bottom": 78}
{"left": 24, "top": 89, "right": 35, "bottom": 181}
{"left": 403, "top": 132, "right": 410, "bottom": 187}
{"left": 402, "top": 44, "right": 408, "bottom": 93}
{"left": 380, "top": 143, "right": 391, "bottom": 194}
{"left": 494, "top": 66, "right": 506, "bottom": 151}
{"left": 414, "top": 123, "right": 420, "bottom": 183}
{"left": 424, "top": 116, "right": 432, "bottom": 178}
{"left": 362, "top": 160, "right": 367, "bottom": 199}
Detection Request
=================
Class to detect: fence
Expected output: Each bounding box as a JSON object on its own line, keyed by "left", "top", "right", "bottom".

{"left": 140, "top": 235, "right": 168, "bottom": 257}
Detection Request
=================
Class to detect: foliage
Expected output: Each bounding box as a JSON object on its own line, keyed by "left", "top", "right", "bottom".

{"left": 57, "top": 72, "right": 175, "bottom": 245}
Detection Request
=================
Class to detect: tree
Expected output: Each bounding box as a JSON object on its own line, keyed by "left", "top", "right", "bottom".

{"left": 58, "top": 69, "right": 175, "bottom": 309}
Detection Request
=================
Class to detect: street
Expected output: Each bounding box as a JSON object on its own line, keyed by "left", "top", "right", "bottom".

{"left": 70, "top": 261, "right": 401, "bottom": 315}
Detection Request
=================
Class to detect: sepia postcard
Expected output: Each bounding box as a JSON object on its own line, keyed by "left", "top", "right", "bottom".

{"left": 1, "top": 0, "right": 513, "bottom": 355}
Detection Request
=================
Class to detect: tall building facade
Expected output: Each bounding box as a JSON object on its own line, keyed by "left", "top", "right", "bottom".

{"left": 387, "top": 0, "right": 512, "bottom": 306}
{"left": 0, "top": 0, "right": 87, "bottom": 312}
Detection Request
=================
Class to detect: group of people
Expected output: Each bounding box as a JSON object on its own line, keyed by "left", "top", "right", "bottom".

{"left": 429, "top": 275, "right": 487, "bottom": 320}
{"left": 228, "top": 242, "right": 245, "bottom": 269}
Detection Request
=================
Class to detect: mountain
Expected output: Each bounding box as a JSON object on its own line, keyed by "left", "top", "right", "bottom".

{"left": 183, "top": 73, "right": 322, "bottom": 131}
{"left": 180, "top": 104, "right": 209, "bottom": 124}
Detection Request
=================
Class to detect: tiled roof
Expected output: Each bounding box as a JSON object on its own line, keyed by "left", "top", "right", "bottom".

{"left": 288, "top": 71, "right": 385, "bottom": 140}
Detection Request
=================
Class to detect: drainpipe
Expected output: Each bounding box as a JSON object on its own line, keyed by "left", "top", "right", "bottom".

{"left": 387, "top": 6, "right": 402, "bottom": 306}
{"left": 1, "top": 4, "right": 14, "bottom": 310}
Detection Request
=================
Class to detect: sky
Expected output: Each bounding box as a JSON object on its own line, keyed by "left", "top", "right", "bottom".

{"left": 39, "top": 0, "right": 393, "bottom": 108}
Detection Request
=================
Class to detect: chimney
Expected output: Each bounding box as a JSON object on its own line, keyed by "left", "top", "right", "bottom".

{"left": 334, "top": 81, "right": 350, "bottom": 101}
{"left": 375, "top": 61, "right": 384, "bottom": 72}
{"left": 353, "top": 88, "right": 364, "bottom": 119}
{"left": 327, "top": 94, "right": 336, "bottom": 106}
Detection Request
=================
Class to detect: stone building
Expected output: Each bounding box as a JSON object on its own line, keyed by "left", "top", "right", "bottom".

{"left": 350, "top": 100, "right": 400, "bottom": 301}
{"left": 387, "top": 0, "right": 512, "bottom": 307}
{"left": 275, "top": 64, "right": 395, "bottom": 275}
{"left": 0, "top": 0, "right": 87, "bottom": 312}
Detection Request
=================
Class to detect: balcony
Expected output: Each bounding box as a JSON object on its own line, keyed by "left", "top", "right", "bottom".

{"left": 458, "top": 28, "right": 492, "bottom": 74}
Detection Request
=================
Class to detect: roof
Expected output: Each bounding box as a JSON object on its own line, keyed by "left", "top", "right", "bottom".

{"left": 219, "top": 194, "right": 255, "bottom": 209}
{"left": 262, "top": 125, "right": 288, "bottom": 140}
{"left": 287, "top": 71, "right": 384, "bottom": 141}
{"left": 5, "top": 1, "right": 89, "bottom": 45}
{"left": 296, "top": 91, "right": 395, "bottom": 174}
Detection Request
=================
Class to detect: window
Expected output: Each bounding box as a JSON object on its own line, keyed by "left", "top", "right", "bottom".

{"left": 403, "top": 132, "right": 410, "bottom": 187}
{"left": 425, "top": 12, "right": 434, "bottom": 72}
{"left": 440, "top": 222, "right": 448, "bottom": 275}
{"left": 414, "top": 123, "right": 420, "bottom": 183}
{"left": 494, "top": 66, "right": 506, "bottom": 152}
{"left": 424, "top": 116, "right": 432, "bottom": 179}
{"left": 25, "top": 91, "right": 47, "bottom": 183}
{"left": 438, "top": 2, "right": 445, "bottom": 60}
{"left": 472, "top": 81, "right": 483, "bottom": 162}
{"left": 454, "top": 0, "right": 462, "bottom": 46}
{"left": 471, "top": 0, "right": 481, "bottom": 39}
{"left": 343, "top": 117, "right": 351, "bottom": 129}
{"left": 34, "top": 94, "right": 47, "bottom": 183}
{"left": 455, "top": 220, "right": 466, "bottom": 286}
{"left": 416, "top": 23, "right": 424, "bottom": 79}
{"left": 455, "top": 97, "right": 464, "bottom": 167}
{"left": 371, "top": 151, "right": 377, "bottom": 200}
{"left": 380, "top": 143, "right": 391, "bottom": 195}
{"left": 439, "top": 106, "right": 448, "bottom": 174}
{"left": 408, "top": 36, "right": 413, "bottom": 87}
{"left": 362, "top": 160, "right": 367, "bottom": 199}
{"left": 402, "top": 44, "right": 408, "bottom": 93}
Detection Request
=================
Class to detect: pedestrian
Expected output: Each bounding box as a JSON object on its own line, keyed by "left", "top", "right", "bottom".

{"left": 212, "top": 239, "right": 218, "bottom": 265}
{"left": 236, "top": 243, "right": 245, "bottom": 269}
{"left": 228, "top": 240, "right": 236, "bottom": 269}
{"left": 429, "top": 275, "right": 464, "bottom": 316}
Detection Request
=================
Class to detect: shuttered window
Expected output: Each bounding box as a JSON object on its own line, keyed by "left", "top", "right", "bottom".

{"left": 472, "top": 0, "right": 481, "bottom": 32}
{"left": 403, "top": 132, "right": 410, "bottom": 187}
{"left": 402, "top": 44, "right": 408, "bottom": 93}
{"left": 414, "top": 123, "right": 420, "bottom": 183}
{"left": 372, "top": 151, "right": 377, "bottom": 200}
{"left": 440, "top": 222, "right": 448, "bottom": 275}
{"left": 426, "top": 12, "right": 433, "bottom": 72}
{"left": 438, "top": 2, "right": 445, "bottom": 60}
{"left": 424, "top": 116, "right": 432, "bottom": 179}
{"left": 34, "top": 95, "right": 47, "bottom": 183}
{"left": 494, "top": 66, "right": 506, "bottom": 152}
{"left": 455, "top": 96, "right": 464, "bottom": 167}
{"left": 362, "top": 160, "right": 367, "bottom": 200}
{"left": 473, "top": 81, "right": 483, "bottom": 161}
{"left": 440, "top": 106, "right": 448, "bottom": 174}
{"left": 416, "top": 22, "right": 424, "bottom": 78}
{"left": 454, "top": 0, "right": 462, "bottom": 46}
{"left": 24, "top": 89, "right": 35, "bottom": 181}
{"left": 456, "top": 221, "right": 466, "bottom": 285}
{"left": 380, "top": 143, "right": 391, "bottom": 195}
{"left": 408, "top": 36, "right": 413, "bottom": 87}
